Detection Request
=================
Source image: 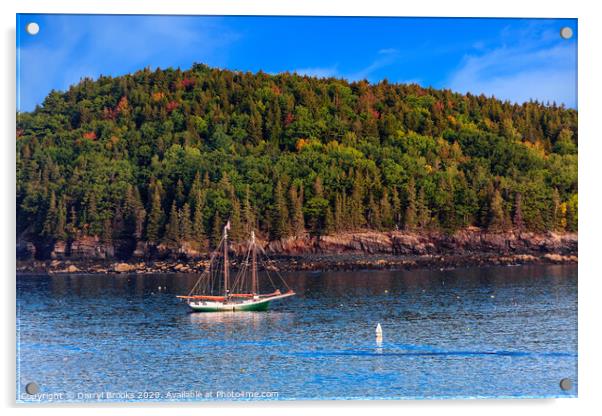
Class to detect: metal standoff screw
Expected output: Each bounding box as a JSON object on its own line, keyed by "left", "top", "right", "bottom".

{"left": 25, "top": 382, "right": 39, "bottom": 395}
{"left": 559, "top": 378, "right": 573, "bottom": 391}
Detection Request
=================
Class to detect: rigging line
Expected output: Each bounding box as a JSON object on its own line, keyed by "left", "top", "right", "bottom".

{"left": 259, "top": 257, "right": 278, "bottom": 292}
{"left": 188, "top": 265, "right": 209, "bottom": 296}
{"left": 231, "top": 243, "right": 252, "bottom": 293}
{"left": 259, "top": 247, "right": 293, "bottom": 292}
{"left": 188, "top": 243, "right": 221, "bottom": 296}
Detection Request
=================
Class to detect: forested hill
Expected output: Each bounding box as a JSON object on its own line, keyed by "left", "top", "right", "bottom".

{"left": 16, "top": 63, "right": 578, "bottom": 257}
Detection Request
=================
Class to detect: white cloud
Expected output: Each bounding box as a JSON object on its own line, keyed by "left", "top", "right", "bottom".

{"left": 293, "top": 67, "right": 339, "bottom": 78}
{"left": 347, "top": 49, "right": 400, "bottom": 81}
{"left": 17, "top": 15, "right": 240, "bottom": 111}
{"left": 447, "top": 40, "right": 577, "bottom": 107}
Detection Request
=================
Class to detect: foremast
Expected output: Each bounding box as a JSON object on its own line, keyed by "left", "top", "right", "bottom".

{"left": 223, "top": 221, "right": 230, "bottom": 296}
{"left": 251, "top": 230, "right": 258, "bottom": 294}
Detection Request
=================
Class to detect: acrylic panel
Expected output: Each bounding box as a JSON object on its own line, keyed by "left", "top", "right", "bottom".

{"left": 16, "top": 14, "right": 578, "bottom": 403}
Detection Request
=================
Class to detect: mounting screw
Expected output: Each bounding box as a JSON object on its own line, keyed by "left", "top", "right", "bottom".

{"left": 560, "top": 27, "right": 573, "bottom": 40}
{"left": 25, "top": 382, "right": 39, "bottom": 395}
{"left": 25, "top": 22, "right": 40, "bottom": 36}
{"left": 559, "top": 378, "right": 573, "bottom": 391}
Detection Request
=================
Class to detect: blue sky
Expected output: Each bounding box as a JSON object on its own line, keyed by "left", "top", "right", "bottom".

{"left": 16, "top": 15, "right": 577, "bottom": 112}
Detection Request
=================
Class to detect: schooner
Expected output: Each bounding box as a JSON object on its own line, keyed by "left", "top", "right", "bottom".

{"left": 177, "top": 222, "right": 295, "bottom": 312}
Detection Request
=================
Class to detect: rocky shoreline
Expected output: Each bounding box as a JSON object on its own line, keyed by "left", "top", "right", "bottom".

{"left": 16, "top": 228, "right": 577, "bottom": 275}
{"left": 16, "top": 252, "right": 577, "bottom": 276}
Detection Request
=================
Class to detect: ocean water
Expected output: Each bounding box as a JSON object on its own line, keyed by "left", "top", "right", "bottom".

{"left": 16, "top": 264, "right": 577, "bottom": 402}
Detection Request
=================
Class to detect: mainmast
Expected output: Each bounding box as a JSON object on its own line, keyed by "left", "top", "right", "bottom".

{"left": 251, "top": 231, "right": 258, "bottom": 294}
{"left": 223, "top": 222, "right": 230, "bottom": 296}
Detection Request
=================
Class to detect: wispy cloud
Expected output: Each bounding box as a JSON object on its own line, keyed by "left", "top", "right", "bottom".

{"left": 447, "top": 26, "right": 577, "bottom": 107}
{"left": 347, "top": 48, "right": 400, "bottom": 81}
{"left": 293, "top": 66, "right": 339, "bottom": 78}
{"left": 292, "top": 48, "right": 401, "bottom": 82}
{"left": 17, "top": 15, "right": 240, "bottom": 111}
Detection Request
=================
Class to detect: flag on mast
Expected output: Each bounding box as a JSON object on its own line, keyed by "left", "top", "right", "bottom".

{"left": 225, "top": 220, "right": 231, "bottom": 230}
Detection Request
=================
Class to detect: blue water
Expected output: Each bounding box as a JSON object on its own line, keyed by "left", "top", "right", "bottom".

{"left": 16, "top": 264, "right": 577, "bottom": 402}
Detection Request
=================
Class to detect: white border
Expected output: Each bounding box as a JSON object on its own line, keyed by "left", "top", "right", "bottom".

{"left": 2, "top": 1, "right": 601, "bottom": 415}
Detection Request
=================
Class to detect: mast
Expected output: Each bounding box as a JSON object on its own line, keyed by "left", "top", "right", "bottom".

{"left": 251, "top": 231, "right": 258, "bottom": 294}
{"left": 223, "top": 221, "right": 230, "bottom": 296}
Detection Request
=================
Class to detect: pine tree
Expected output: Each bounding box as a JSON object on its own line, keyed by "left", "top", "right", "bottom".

{"left": 179, "top": 202, "right": 193, "bottom": 241}
{"left": 68, "top": 205, "right": 78, "bottom": 238}
{"left": 349, "top": 171, "right": 366, "bottom": 229}
{"left": 367, "top": 193, "right": 382, "bottom": 229}
{"left": 242, "top": 184, "right": 256, "bottom": 234}
{"left": 211, "top": 212, "right": 223, "bottom": 248}
{"left": 551, "top": 188, "right": 562, "bottom": 231}
{"left": 513, "top": 192, "right": 524, "bottom": 230}
{"left": 87, "top": 192, "right": 101, "bottom": 236}
{"left": 230, "top": 195, "right": 243, "bottom": 241}
{"left": 324, "top": 206, "right": 334, "bottom": 234}
{"left": 164, "top": 201, "right": 180, "bottom": 245}
{"left": 333, "top": 193, "right": 344, "bottom": 232}
{"left": 391, "top": 187, "right": 401, "bottom": 228}
{"left": 146, "top": 187, "right": 164, "bottom": 243}
{"left": 101, "top": 217, "right": 112, "bottom": 243}
{"left": 271, "top": 180, "right": 290, "bottom": 239}
{"left": 380, "top": 189, "right": 393, "bottom": 229}
{"left": 488, "top": 189, "right": 505, "bottom": 231}
{"left": 289, "top": 183, "right": 305, "bottom": 236}
{"left": 55, "top": 197, "right": 67, "bottom": 240}
{"left": 175, "top": 178, "right": 185, "bottom": 207}
{"left": 192, "top": 197, "right": 207, "bottom": 248}
{"left": 417, "top": 187, "right": 430, "bottom": 229}
{"left": 404, "top": 178, "right": 417, "bottom": 230}
{"left": 42, "top": 191, "right": 57, "bottom": 237}
{"left": 189, "top": 171, "right": 203, "bottom": 206}
{"left": 313, "top": 176, "right": 324, "bottom": 199}
{"left": 133, "top": 187, "right": 146, "bottom": 239}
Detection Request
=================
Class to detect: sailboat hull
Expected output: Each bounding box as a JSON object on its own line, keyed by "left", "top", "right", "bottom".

{"left": 187, "top": 292, "right": 294, "bottom": 312}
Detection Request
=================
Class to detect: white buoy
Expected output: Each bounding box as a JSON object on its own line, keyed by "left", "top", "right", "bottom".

{"left": 375, "top": 323, "right": 383, "bottom": 348}
{"left": 375, "top": 323, "right": 383, "bottom": 338}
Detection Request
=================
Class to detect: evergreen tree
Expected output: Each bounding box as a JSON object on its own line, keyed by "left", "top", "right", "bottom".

{"left": 367, "top": 193, "right": 382, "bottom": 229}
{"left": 87, "top": 192, "right": 101, "bottom": 236}
{"left": 175, "top": 178, "right": 185, "bottom": 207}
{"left": 164, "top": 201, "right": 180, "bottom": 245}
{"left": 391, "top": 187, "right": 402, "bottom": 228}
{"left": 404, "top": 178, "right": 417, "bottom": 230}
{"left": 417, "top": 187, "right": 430, "bottom": 229}
{"left": 55, "top": 197, "right": 67, "bottom": 240}
{"left": 101, "top": 217, "right": 112, "bottom": 243}
{"left": 551, "top": 188, "right": 563, "bottom": 231}
{"left": 270, "top": 180, "right": 290, "bottom": 239}
{"left": 42, "top": 191, "right": 57, "bottom": 238}
{"left": 333, "top": 193, "right": 344, "bottom": 232}
{"left": 211, "top": 212, "right": 223, "bottom": 248}
{"left": 488, "top": 189, "right": 505, "bottom": 231}
{"left": 179, "top": 202, "right": 193, "bottom": 241}
{"left": 380, "top": 189, "right": 393, "bottom": 229}
{"left": 229, "top": 195, "right": 243, "bottom": 241}
{"left": 513, "top": 192, "right": 524, "bottom": 230}
{"left": 192, "top": 197, "right": 207, "bottom": 248}
{"left": 349, "top": 171, "right": 366, "bottom": 229}
{"left": 289, "top": 183, "right": 305, "bottom": 236}
{"left": 242, "top": 184, "right": 256, "bottom": 234}
{"left": 68, "top": 205, "right": 78, "bottom": 238}
{"left": 146, "top": 187, "right": 164, "bottom": 243}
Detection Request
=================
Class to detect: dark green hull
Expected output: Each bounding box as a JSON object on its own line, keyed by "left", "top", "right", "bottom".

{"left": 189, "top": 299, "right": 271, "bottom": 312}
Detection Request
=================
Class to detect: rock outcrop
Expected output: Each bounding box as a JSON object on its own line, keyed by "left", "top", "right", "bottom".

{"left": 16, "top": 228, "right": 577, "bottom": 263}
{"left": 70, "top": 236, "right": 114, "bottom": 259}
{"left": 265, "top": 229, "right": 577, "bottom": 257}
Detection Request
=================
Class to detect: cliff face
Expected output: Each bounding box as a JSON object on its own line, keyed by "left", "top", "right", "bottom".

{"left": 266, "top": 229, "right": 577, "bottom": 256}
{"left": 17, "top": 228, "right": 577, "bottom": 261}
